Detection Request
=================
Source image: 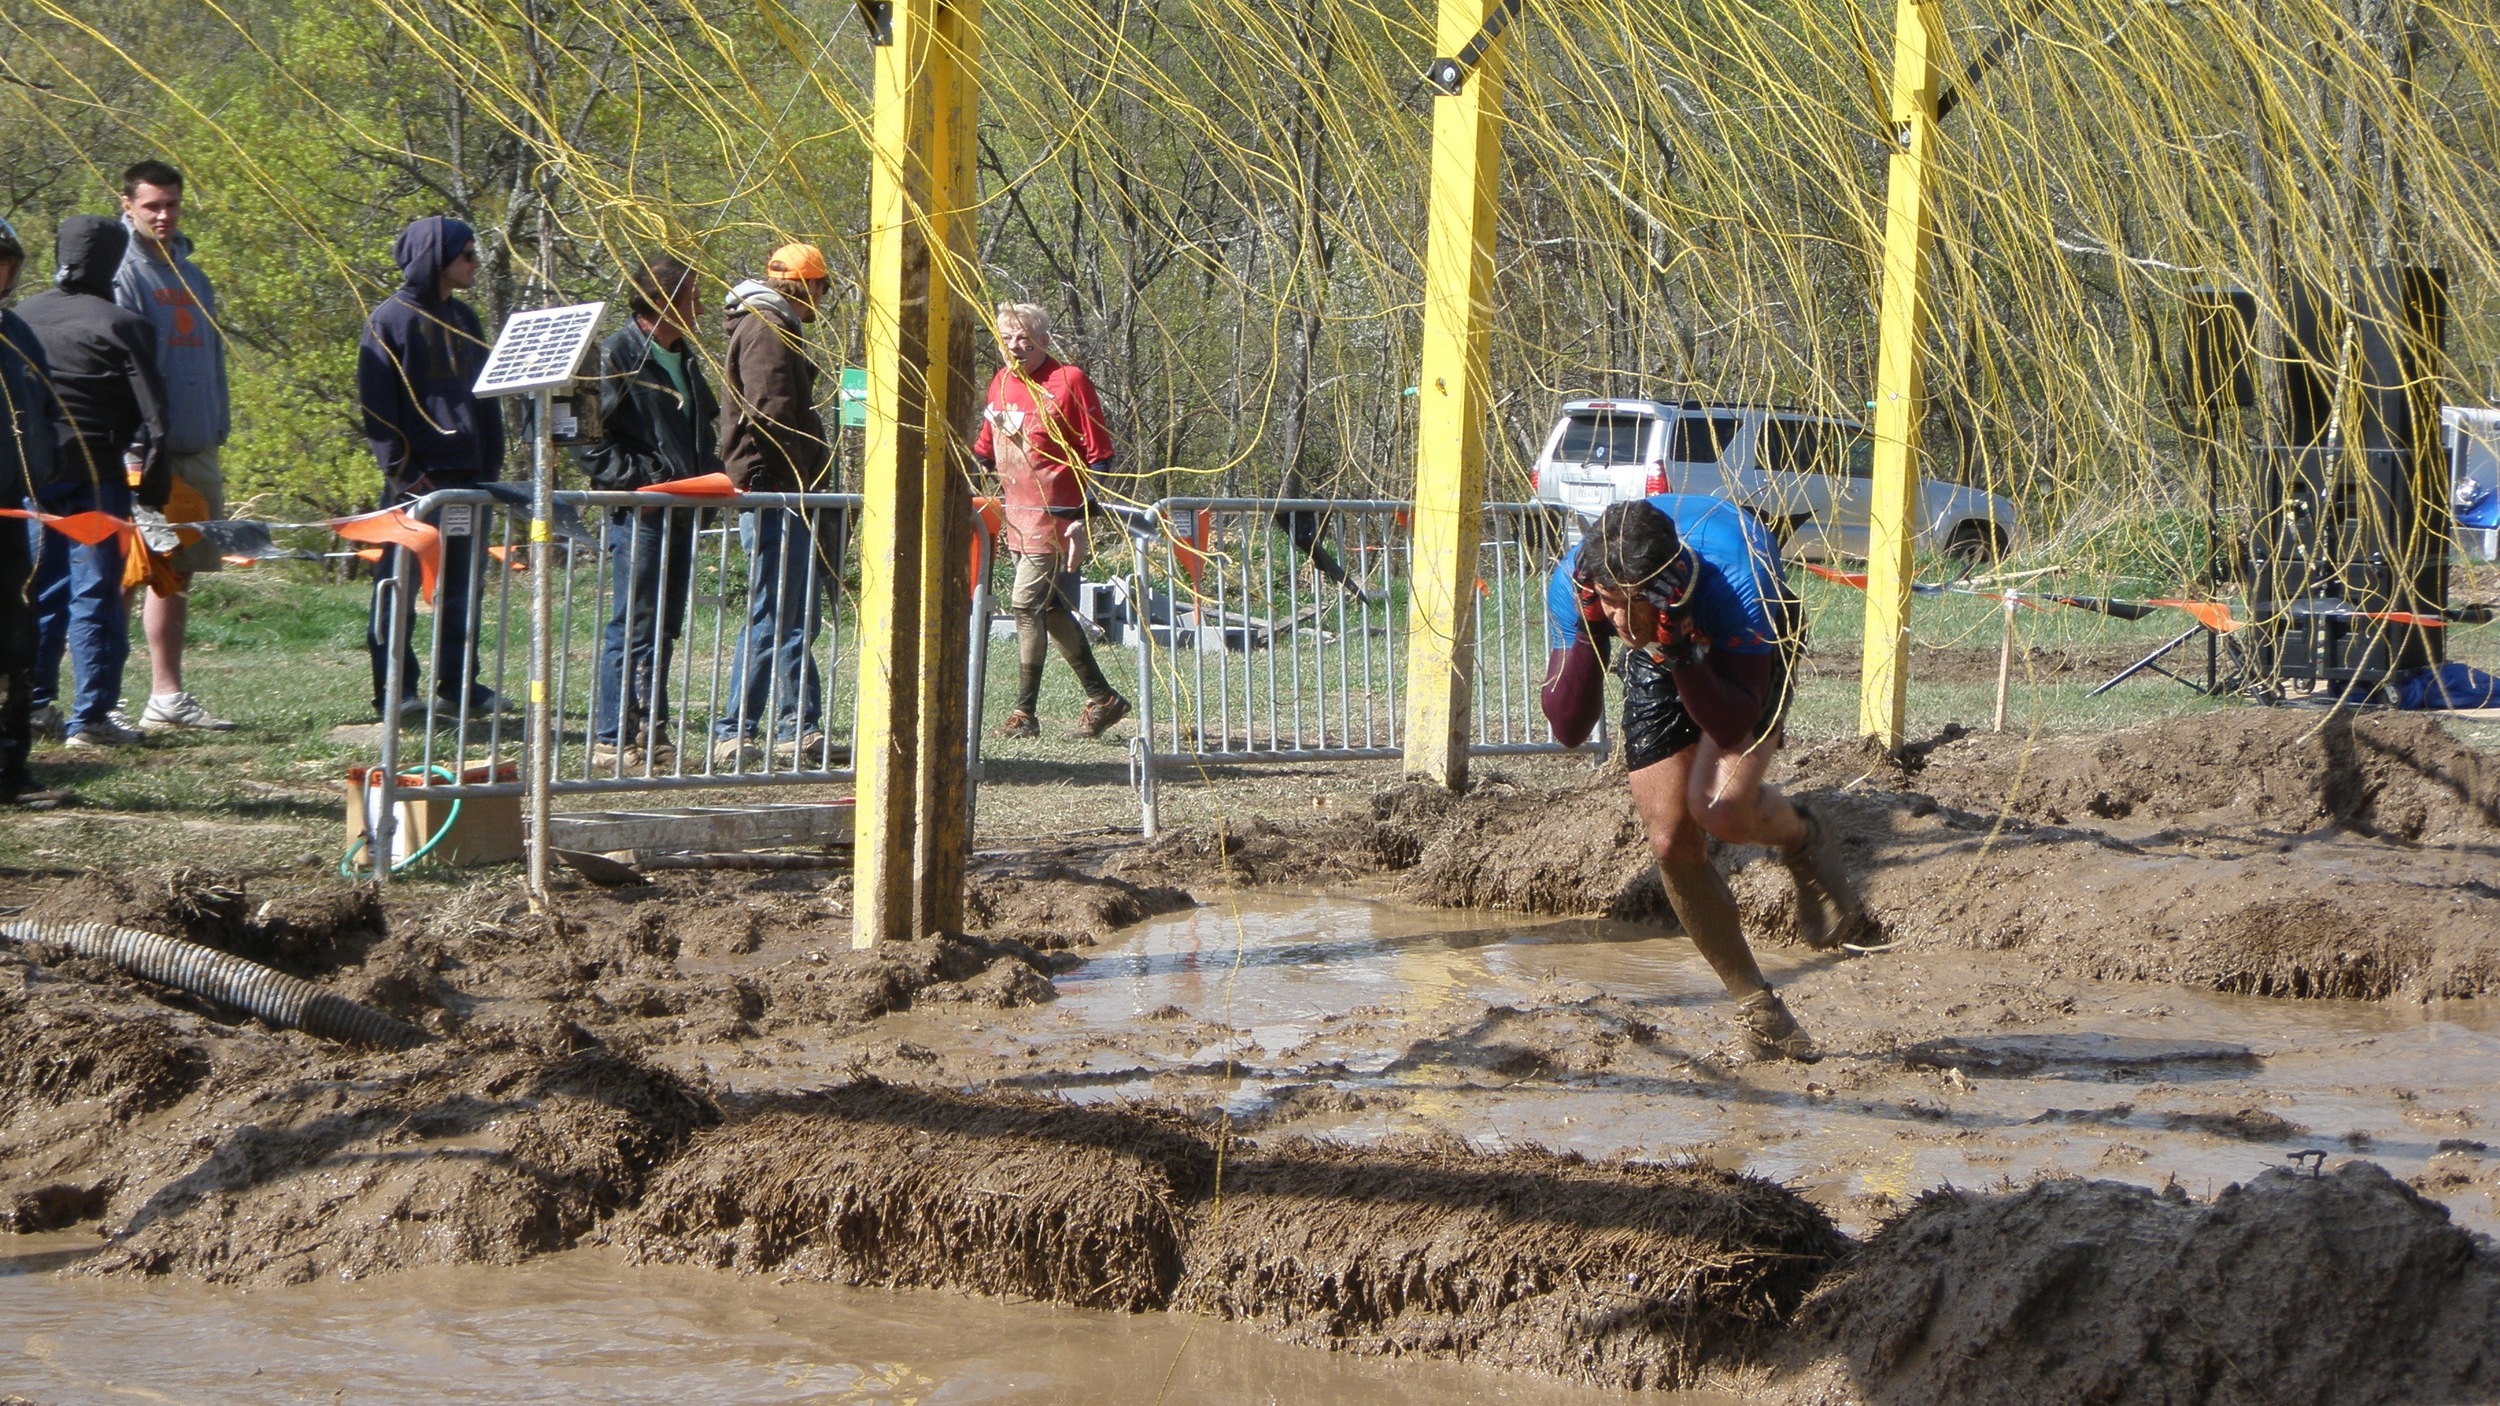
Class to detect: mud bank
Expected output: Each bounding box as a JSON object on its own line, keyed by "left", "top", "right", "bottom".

{"left": 621, "top": 1084, "right": 1842, "bottom": 1389}
{"left": 1114, "top": 711, "right": 2500, "bottom": 1001}
{"left": 1755, "top": 1163, "right": 2500, "bottom": 1406}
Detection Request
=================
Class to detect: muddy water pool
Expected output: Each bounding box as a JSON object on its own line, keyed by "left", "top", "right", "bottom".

{"left": 1, "top": 1234, "right": 1732, "bottom": 1404}
{"left": 995, "top": 891, "right": 2500, "bottom": 1235}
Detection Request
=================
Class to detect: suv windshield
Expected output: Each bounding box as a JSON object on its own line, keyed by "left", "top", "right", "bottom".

{"left": 1554, "top": 411, "right": 1650, "bottom": 465}
{"left": 1666, "top": 414, "right": 1742, "bottom": 463}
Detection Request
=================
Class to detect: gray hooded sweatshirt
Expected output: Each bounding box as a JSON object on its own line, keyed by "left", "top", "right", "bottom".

{"left": 113, "top": 221, "right": 230, "bottom": 455}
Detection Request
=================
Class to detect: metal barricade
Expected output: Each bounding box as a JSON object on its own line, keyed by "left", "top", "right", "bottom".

{"left": 1123, "top": 497, "right": 1601, "bottom": 834}
{"left": 365, "top": 488, "right": 871, "bottom": 871}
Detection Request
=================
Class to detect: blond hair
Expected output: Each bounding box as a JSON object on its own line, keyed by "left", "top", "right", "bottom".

{"left": 995, "top": 302, "right": 1052, "bottom": 342}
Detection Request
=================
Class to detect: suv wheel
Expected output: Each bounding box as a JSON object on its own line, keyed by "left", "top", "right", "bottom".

{"left": 1943, "top": 521, "right": 2003, "bottom": 567}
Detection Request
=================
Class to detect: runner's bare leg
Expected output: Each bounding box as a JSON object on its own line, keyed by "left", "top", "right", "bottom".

{"left": 1629, "top": 749, "right": 1770, "bottom": 999}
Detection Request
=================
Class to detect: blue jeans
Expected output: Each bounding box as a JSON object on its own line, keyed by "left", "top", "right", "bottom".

{"left": 715, "top": 506, "right": 828, "bottom": 740}
{"left": 593, "top": 509, "right": 697, "bottom": 745}
{"left": 366, "top": 490, "right": 485, "bottom": 711}
{"left": 28, "top": 479, "right": 130, "bottom": 730}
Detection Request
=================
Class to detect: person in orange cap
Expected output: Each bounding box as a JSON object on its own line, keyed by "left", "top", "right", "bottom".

{"left": 715, "top": 242, "right": 834, "bottom": 764}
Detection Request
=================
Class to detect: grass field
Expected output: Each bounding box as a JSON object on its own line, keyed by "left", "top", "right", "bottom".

{"left": 6, "top": 554, "right": 2494, "bottom": 880}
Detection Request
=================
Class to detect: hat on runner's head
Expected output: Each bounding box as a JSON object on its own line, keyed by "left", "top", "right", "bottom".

{"left": 1576, "top": 498, "right": 1696, "bottom": 615}
{"left": 766, "top": 243, "right": 827, "bottom": 281}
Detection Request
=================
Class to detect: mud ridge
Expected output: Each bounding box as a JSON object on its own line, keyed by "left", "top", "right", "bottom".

{"left": 1760, "top": 1163, "right": 2500, "bottom": 1406}
{"left": 619, "top": 1081, "right": 1844, "bottom": 1389}
{"left": 1178, "top": 1136, "right": 1846, "bottom": 1389}
{"left": 618, "top": 1080, "right": 1216, "bottom": 1310}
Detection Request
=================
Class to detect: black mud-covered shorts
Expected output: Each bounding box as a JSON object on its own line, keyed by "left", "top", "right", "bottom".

{"left": 1619, "top": 646, "right": 1793, "bottom": 772}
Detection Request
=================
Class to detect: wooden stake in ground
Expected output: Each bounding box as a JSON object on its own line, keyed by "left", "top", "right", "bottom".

{"left": 1994, "top": 592, "right": 2018, "bottom": 732}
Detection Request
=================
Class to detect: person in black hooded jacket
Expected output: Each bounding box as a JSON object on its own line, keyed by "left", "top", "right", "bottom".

{"left": 15, "top": 215, "right": 168, "bottom": 748}
{"left": 355, "top": 215, "right": 507, "bottom": 719}
{"left": 579, "top": 255, "right": 719, "bottom": 769}
{"left": 0, "top": 215, "right": 73, "bottom": 805}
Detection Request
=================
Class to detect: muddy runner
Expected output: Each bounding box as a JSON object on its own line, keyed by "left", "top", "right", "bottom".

{"left": 4, "top": 709, "right": 2498, "bottom": 1402}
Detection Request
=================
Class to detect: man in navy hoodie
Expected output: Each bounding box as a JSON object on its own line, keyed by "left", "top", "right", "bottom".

{"left": 356, "top": 215, "right": 508, "bottom": 719}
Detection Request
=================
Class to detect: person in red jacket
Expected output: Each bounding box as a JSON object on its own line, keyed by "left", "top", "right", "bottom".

{"left": 971, "top": 303, "right": 1129, "bottom": 739}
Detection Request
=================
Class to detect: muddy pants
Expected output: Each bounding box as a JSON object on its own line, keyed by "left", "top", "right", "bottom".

{"left": 1008, "top": 550, "right": 1113, "bottom": 714}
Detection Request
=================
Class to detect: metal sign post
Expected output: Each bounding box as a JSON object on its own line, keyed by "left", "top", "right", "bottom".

{"left": 472, "top": 302, "right": 606, "bottom": 903}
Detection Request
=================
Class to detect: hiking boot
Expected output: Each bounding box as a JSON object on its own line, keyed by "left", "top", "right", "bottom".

{"left": 590, "top": 739, "right": 675, "bottom": 771}
{"left": 1073, "top": 692, "right": 1132, "bottom": 739}
{"left": 26, "top": 704, "right": 61, "bottom": 740}
{"left": 711, "top": 734, "right": 757, "bottom": 769}
{"left": 1782, "top": 802, "right": 1866, "bottom": 950}
{"left": 0, "top": 786, "right": 74, "bottom": 811}
{"left": 141, "top": 691, "right": 238, "bottom": 732}
{"left": 1735, "top": 988, "right": 1821, "bottom": 1064}
{"left": 995, "top": 708, "right": 1040, "bottom": 739}
{"left": 376, "top": 692, "right": 425, "bottom": 720}
{"left": 65, "top": 715, "right": 145, "bottom": 749}
{"left": 440, "top": 687, "right": 522, "bottom": 718}
{"left": 773, "top": 729, "right": 830, "bottom": 764}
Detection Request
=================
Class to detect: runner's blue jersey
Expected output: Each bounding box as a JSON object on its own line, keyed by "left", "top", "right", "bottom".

{"left": 1546, "top": 494, "right": 1786, "bottom": 656}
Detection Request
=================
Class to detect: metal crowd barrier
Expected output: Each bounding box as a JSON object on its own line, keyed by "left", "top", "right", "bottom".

{"left": 368, "top": 488, "right": 873, "bottom": 851}
{"left": 1122, "top": 498, "right": 1603, "bottom": 834}
{"left": 367, "top": 487, "right": 1598, "bottom": 853}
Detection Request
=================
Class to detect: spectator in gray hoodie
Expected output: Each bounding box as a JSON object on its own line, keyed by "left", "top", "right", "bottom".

{"left": 113, "top": 160, "right": 235, "bottom": 733}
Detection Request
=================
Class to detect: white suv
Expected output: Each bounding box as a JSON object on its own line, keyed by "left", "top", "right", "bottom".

{"left": 1529, "top": 399, "right": 2021, "bottom": 562}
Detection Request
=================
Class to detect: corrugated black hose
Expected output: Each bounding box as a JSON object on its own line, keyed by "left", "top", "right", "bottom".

{"left": 0, "top": 919, "right": 430, "bottom": 1050}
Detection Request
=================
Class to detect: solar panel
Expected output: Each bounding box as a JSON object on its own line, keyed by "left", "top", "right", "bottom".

{"left": 472, "top": 302, "right": 607, "bottom": 398}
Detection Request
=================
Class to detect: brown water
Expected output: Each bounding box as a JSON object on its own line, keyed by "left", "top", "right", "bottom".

{"left": 0, "top": 1235, "right": 1733, "bottom": 1404}
{"left": 1015, "top": 890, "right": 2500, "bottom": 1235}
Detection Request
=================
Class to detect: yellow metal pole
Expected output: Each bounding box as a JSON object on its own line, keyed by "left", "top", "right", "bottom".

{"left": 1402, "top": 0, "right": 1508, "bottom": 790}
{"left": 856, "top": 0, "right": 945, "bottom": 946}
{"left": 912, "top": 0, "right": 980, "bottom": 940}
{"left": 1857, "top": 0, "right": 1945, "bottom": 750}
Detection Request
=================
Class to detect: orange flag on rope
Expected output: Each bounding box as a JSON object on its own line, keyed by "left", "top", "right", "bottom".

{"left": 969, "top": 496, "right": 1004, "bottom": 580}
{"left": 0, "top": 508, "right": 131, "bottom": 546}
{"left": 638, "top": 472, "right": 739, "bottom": 497}
{"left": 1802, "top": 560, "right": 1869, "bottom": 588}
{"left": 333, "top": 509, "right": 443, "bottom": 601}
{"left": 1173, "top": 508, "right": 1214, "bottom": 587}
{"left": 2149, "top": 599, "right": 2241, "bottom": 635}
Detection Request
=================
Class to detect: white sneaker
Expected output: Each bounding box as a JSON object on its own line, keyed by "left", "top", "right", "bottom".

{"left": 142, "top": 692, "right": 239, "bottom": 732}
{"left": 65, "top": 716, "right": 145, "bottom": 748}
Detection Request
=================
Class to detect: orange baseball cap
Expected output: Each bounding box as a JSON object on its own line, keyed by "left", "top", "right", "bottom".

{"left": 767, "top": 242, "right": 827, "bottom": 281}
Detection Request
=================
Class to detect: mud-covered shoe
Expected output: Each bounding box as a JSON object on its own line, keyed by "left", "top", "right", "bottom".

{"left": 1736, "top": 988, "right": 1820, "bottom": 1063}
{"left": 995, "top": 708, "right": 1040, "bottom": 739}
{"left": 1073, "top": 692, "right": 1131, "bottom": 739}
{"left": 1781, "top": 803, "right": 1866, "bottom": 950}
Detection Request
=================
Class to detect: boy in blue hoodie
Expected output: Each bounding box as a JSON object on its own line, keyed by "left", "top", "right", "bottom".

{"left": 355, "top": 215, "right": 507, "bottom": 719}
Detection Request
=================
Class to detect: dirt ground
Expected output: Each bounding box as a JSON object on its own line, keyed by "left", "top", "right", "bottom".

{"left": 5, "top": 707, "right": 2499, "bottom": 1401}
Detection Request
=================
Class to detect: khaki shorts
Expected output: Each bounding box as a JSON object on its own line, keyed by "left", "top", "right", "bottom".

{"left": 1009, "top": 550, "right": 1073, "bottom": 614}
{"left": 161, "top": 448, "right": 227, "bottom": 578}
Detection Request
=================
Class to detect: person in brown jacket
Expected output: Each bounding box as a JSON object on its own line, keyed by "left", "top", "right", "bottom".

{"left": 712, "top": 243, "right": 834, "bottom": 765}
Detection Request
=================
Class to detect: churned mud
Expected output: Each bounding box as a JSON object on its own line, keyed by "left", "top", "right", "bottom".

{"left": 4, "top": 709, "right": 2499, "bottom": 1400}
{"left": 1758, "top": 1163, "right": 2500, "bottom": 1406}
